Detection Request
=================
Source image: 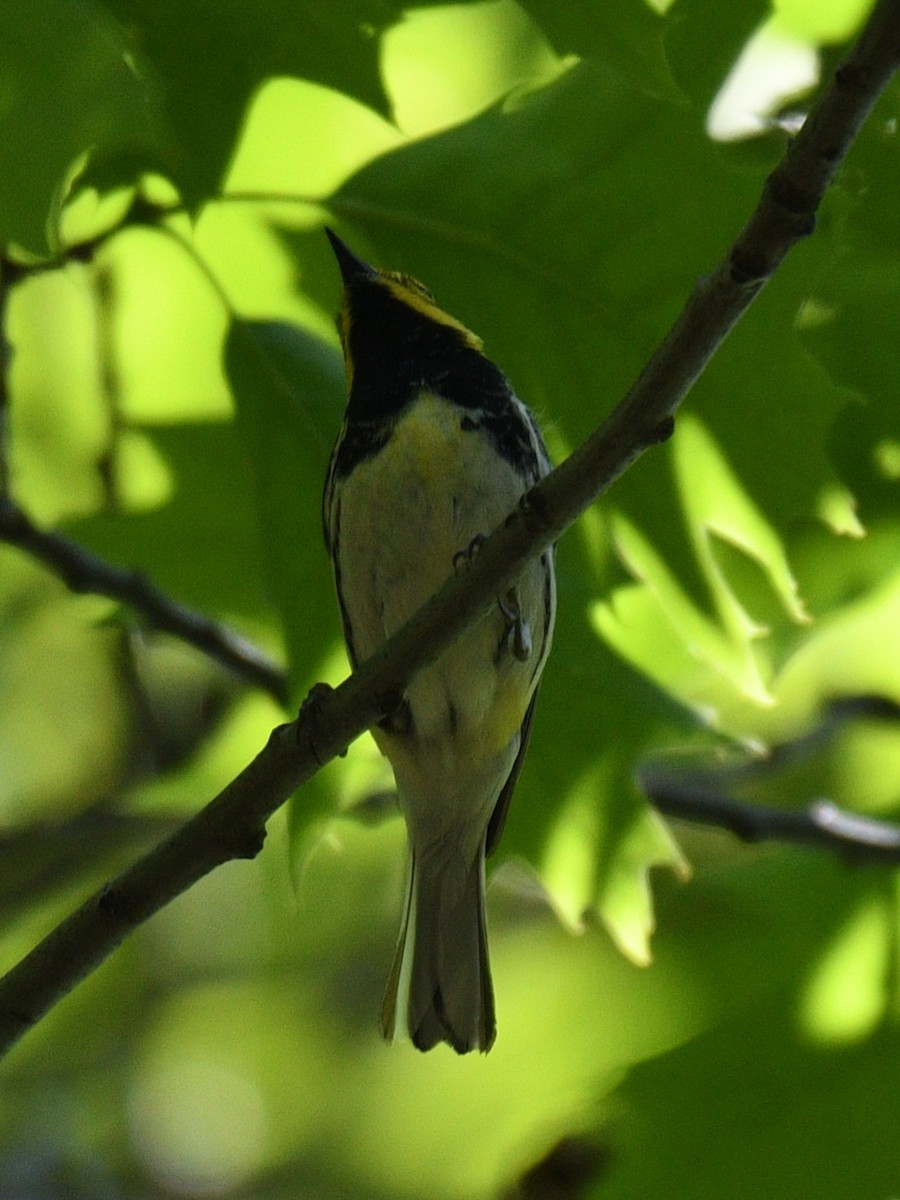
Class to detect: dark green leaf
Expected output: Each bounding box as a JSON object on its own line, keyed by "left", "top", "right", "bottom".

{"left": 95, "top": 0, "right": 400, "bottom": 207}
{"left": 519, "top": 0, "right": 679, "bottom": 98}
{"left": 664, "top": 0, "right": 769, "bottom": 111}
{"left": 225, "top": 319, "right": 345, "bottom": 699}
{"left": 66, "top": 423, "right": 273, "bottom": 622}
{"left": 0, "top": 0, "right": 157, "bottom": 253}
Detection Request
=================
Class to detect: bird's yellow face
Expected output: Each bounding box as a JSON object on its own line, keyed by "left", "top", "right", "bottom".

{"left": 379, "top": 271, "right": 484, "bottom": 352}
{"left": 336, "top": 269, "right": 484, "bottom": 395}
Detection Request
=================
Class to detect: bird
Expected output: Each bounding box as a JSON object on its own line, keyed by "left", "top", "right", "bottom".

{"left": 322, "top": 228, "right": 556, "bottom": 1053}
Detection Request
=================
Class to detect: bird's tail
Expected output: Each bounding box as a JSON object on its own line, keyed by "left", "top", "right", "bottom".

{"left": 381, "top": 843, "right": 495, "bottom": 1054}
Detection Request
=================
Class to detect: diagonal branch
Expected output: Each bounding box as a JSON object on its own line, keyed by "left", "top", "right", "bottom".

{"left": 1, "top": 0, "right": 899, "bottom": 1059}
{"left": 639, "top": 695, "right": 900, "bottom": 865}
{"left": 1, "top": 219, "right": 289, "bottom": 707}
{"left": 646, "top": 782, "right": 900, "bottom": 864}
{"left": 0, "top": 494, "right": 289, "bottom": 705}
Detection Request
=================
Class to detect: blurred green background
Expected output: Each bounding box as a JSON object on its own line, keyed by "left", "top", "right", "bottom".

{"left": 1, "top": 0, "right": 899, "bottom": 1196}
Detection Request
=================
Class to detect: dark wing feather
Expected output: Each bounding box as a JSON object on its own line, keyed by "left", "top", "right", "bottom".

{"left": 322, "top": 455, "right": 360, "bottom": 669}
{"left": 485, "top": 687, "right": 541, "bottom": 857}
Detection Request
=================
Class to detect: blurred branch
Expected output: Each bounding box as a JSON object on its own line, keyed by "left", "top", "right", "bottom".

{"left": 645, "top": 784, "right": 900, "bottom": 864}
{"left": 1, "top": 0, "right": 899, "bottom": 1058}
{"left": 639, "top": 694, "right": 900, "bottom": 864}
{"left": 0, "top": 240, "right": 290, "bottom": 707}
{"left": 725, "top": 694, "right": 900, "bottom": 778}
{"left": 0, "top": 494, "right": 289, "bottom": 705}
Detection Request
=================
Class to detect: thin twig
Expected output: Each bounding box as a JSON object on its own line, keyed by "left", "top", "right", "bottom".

{"left": 648, "top": 694, "right": 900, "bottom": 791}
{"left": 0, "top": 230, "right": 290, "bottom": 707}
{"left": 0, "top": 0, "right": 898, "bottom": 1057}
{"left": 0, "top": 494, "right": 289, "bottom": 705}
{"left": 644, "top": 781, "right": 900, "bottom": 865}
{"left": 639, "top": 694, "right": 900, "bottom": 862}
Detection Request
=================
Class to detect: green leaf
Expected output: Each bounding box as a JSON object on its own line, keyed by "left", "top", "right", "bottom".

{"left": 799, "top": 78, "right": 900, "bottom": 523}
{"left": 0, "top": 0, "right": 157, "bottom": 254}
{"left": 599, "top": 1005, "right": 899, "bottom": 1200}
{"left": 664, "top": 0, "right": 769, "bottom": 111}
{"left": 94, "top": 0, "right": 400, "bottom": 208}
{"left": 519, "top": 0, "right": 680, "bottom": 98}
{"left": 225, "top": 319, "right": 345, "bottom": 699}
{"left": 325, "top": 59, "right": 790, "bottom": 472}
{"left": 66, "top": 423, "right": 274, "bottom": 623}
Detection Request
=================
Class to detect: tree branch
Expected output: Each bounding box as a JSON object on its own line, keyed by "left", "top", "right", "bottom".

{"left": 0, "top": 494, "right": 289, "bottom": 705}
{"left": 1, "top": 0, "right": 898, "bottom": 1058}
{"left": 0, "top": 241, "right": 290, "bottom": 708}
{"left": 646, "top": 784, "right": 900, "bottom": 864}
{"left": 639, "top": 695, "right": 900, "bottom": 865}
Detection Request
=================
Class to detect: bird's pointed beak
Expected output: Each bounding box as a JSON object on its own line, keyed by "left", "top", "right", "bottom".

{"left": 325, "top": 227, "right": 377, "bottom": 285}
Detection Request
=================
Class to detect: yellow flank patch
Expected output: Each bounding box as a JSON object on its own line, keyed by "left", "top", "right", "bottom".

{"left": 486, "top": 682, "right": 530, "bottom": 750}
{"left": 374, "top": 664, "right": 528, "bottom": 774}
{"left": 380, "top": 276, "right": 483, "bottom": 353}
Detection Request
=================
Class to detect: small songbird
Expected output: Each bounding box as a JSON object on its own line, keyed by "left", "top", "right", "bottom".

{"left": 322, "top": 229, "right": 556, "bottom": 1052}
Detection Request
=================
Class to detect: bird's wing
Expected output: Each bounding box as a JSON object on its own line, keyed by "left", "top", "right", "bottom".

{"left": 485, "top": 687, "right": 541, "bottom": 858}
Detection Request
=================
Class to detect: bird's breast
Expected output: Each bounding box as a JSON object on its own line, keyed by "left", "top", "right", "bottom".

{"left": 335, "top": 391, "right": 537, "bottom": 725}
{"left": 336, "top": 392, "right": 524, "bottom": 632}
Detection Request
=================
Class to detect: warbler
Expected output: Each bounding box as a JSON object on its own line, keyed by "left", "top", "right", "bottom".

{"left": 323, "top": 229, "right": 556, "bottom": 1053}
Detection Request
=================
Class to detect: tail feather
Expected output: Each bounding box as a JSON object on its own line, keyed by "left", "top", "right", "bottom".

{"left": 381, "top": 845, "right": 495, "bottom": 1054}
